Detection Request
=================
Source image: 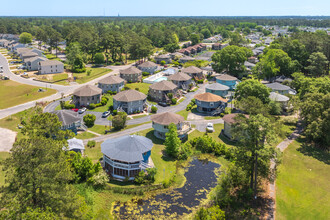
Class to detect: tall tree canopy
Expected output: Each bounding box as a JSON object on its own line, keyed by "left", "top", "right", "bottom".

{"left": 19, "top": 32, "right": 33, "bottom": 44}
{"left": 234, "top": 79, "right": 271, "bottom": 104}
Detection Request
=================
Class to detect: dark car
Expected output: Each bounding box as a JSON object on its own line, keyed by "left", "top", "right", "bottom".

{"left": 158, "top": 102, "right": 168, "bottom": 107}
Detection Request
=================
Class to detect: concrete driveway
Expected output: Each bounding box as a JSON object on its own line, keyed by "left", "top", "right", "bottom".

{"left": 0, "top": 127, "right": 17, "bottom": 152}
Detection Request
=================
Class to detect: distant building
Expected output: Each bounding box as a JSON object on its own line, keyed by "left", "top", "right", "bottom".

{"left": 167, "top": 72, "right": 193, "bottom": 90}
{"left": 154, "top": 54, "right": 172, "bottom": 64}
{"left": 66, "top": 138, "right": 85, "bottom": 154}
{"left": 205, "top": 83, "right": 230, "bottom": 97}
{"left": 98, "top": 75, "right": 125, "bottom": 93}
{"left": 72, "top": 85, "right": 102, "bottom": 106}
{"left": 182, "top": 66, "right": 204, "bottom": 79}
{"left": 269, "top": 92, "right": 290, "bottom": 109}
{"left": 148, "top": 80, "right": 178, "bottom": 103}
{"left": 178, "top": 56, "right": 195, "bottom": 63}
{"left": 119, "top": 66, "right": 142, "bottom": 83}
{"left": 266, "top": 82, "right": 296, "bottom": 95}
{"left": 216, "top": 74, "right": 238, "bottom": 90}
{"left": 25, "top": 56, "right": 47, "bottom": 71}
{"left": 138, "top": 61, "right": 158, "bottom": 74}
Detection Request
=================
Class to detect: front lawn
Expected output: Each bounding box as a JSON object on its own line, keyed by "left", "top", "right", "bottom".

{"left": 125, "top": 83, "right": 150, "bottom": 95}
{"left": 73, "top": 67, "right": 112, "bottom": 84}
{"left": 87, "top": 95, "right": 113, "bottom": 113}
{"left": 75, "top": 131, "right": 97, "bottom": 140}
{"left": 276, "top": 139, "right": 330, "bottom": 220}
{"left": 0, "top": 80, "right": 56, "bottom": 109}
{"left": 88, "top": 121, "right": 151, "bottom": 135}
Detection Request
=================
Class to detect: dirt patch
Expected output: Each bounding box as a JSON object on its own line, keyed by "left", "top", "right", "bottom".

{"left": 0, "top": 127, "right": 16, "bottom": 152}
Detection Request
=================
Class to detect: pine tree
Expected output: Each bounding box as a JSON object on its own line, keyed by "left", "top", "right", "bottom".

{"left": 164, "top": 123, "right": 181, "bottom": 158}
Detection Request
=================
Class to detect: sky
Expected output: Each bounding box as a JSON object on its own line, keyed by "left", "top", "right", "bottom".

{"left": 0, "top": 0, "right": 329, "bottom": 17}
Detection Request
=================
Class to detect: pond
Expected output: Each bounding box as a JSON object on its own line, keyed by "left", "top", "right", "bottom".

{"left": 113, "top": 158, "right": 220, "bottom": 219}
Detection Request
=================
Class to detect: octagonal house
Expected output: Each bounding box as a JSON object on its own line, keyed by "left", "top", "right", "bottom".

{"left": 151, "top": 112, "right": 191, "bottom": 140}
{"left": 119, "top": 66, "right": 142, "bottom": 83}
{"left": 182, "top": 66, "right": 204, "bottom": 79}
{"left": 167, "top": 72, "right": 192, "bottom": 90}
{"left": 148, "top": 80, "right": 178, "bottom": 103}
{"left": 101, "top": 135, "right": 154, "bottom": 180}
{"left": 194, "top": 92, "right": 228, "bottom": 115}
{"left": 98, "top": 75, "right": 125, "bottom": 94}
{"left": 72, "top": 85, "right": 102, "bottom": 107}
{"left": 113, "top": 89, "right": 147, "bottom": 114}
{"left": 205, "top": 83, "right": 230, "bottom": 98}
{"left": 138, "top": 61, "right": 158, "bottom": 74}
{"left": 216, "top": 74, "right": 238, "bottom": 90}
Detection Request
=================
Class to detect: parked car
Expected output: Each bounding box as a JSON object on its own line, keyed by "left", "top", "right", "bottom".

{"left": 71, "top": 108, "right": 79, "bottom": 112}
{"left": 78, "top": 107, "right": 87, "bottom": 114}
{"left": 102, "top": 111, "right": 111, "bottom": 118}
{"left": 206, "top": 123, "right": 214, "bottom": 133}
{"left": 158, "top": 102, "right": 168, "bottom": 107}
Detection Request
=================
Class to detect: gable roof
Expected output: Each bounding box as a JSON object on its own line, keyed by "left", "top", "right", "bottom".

{"left": 98, "top": 75, "right": 125, "bottom": 85}
{"left": 182, "top": 66, "right": 203, "bottom": 74}
{"left": 39, "top": 60, "right": 63, "bottom": 66}
{"left": 205, "top": 83, "right": 230, "bottom": 91}
{"left": 73, "top": 85, "right": 102, "bottom": 97}
{"left": 138, "top": 61, "right": 157, "bottom": 68}
{"left": 167, "top": 72, "right": 192, "bottom": 81}
{"left": 269, "top": 92, "right": 290, "bottom": 102}
{"left": 194, "top": 92, "right": 228, "bottom": 103}
{"left": 155, "top": 54, "right": 171, "bottom": 59}
{"left": 51, "top": 110, "right": 81, "bottom": 126}
{"left": 67, "top": 138, "right": 85, "bottom": 151}
{"left": 24, "top": 56, "right": 47, "bottom": 63}
{"left": 101, "top": 135, "right": 153, "bottom": 163}
{"left": 223, "top": 113, "right": 249, "bottom": 124}
{"left": 266, "top": 82, "right": 290, "bottom": 91}
{"left": 149, "top": 80, "right": 177, "bottom": 91}
{"left": 119, "top": 66, "right": 142, "bottom": 75}
{"left": 216, "top": 74, "right": 238, "bottom": 81}
{"left": 21, "top": 52, "right": 38, "bottom": 57}
{"left": 113, "top": 89, "right": 147, "bottom": 102}
{"left": 151, "top": 112, "right": 184, "bottom": 125}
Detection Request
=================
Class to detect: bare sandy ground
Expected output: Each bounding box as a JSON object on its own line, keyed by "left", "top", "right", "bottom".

{"left": 0, "top": 127, "right": 16, "bottom": 152}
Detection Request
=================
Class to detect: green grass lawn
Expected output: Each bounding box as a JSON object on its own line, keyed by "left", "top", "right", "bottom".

{"left": 176, "top": 107, "right": 197, "bottom": 120}
{"left": 73, "top": 67, "right": 112, "bottom": 84}
{"left": 125, "top": 83, "right": 150, "bottom": 95}
{"left": 276, "top": 139, "right": 330, "bottom": 220}
{"left": 88, "top": 121, "right": 151, "bottom": 135}
{"left": 87, "top": 95, "right": 113, "bottom": 113}
{"left": 0, "top": 80, "right": 56, "bottom": 109}
{"left": 75, "top": 131, "right": 97, "bottom": 140}
{"left": 0, "top": 152, "right": 10, "bottom": 187}
{"left": 45, "top": 53, "right": 63, "bottom": 62}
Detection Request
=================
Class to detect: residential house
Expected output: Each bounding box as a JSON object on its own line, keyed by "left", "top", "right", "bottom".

{"left": 38, "top": 60, "right": 64, "bottom": 74}
{"left": 101, "top": 135, "right": 154, "bottom": 180}
{"left": 167, "top": 72, "right": 193, "bottom": 90}
{"left": 119, "top": 66, "right": 142, "bottom": 83}
{"left": 25, "top": 56, "right": 47, "bottom": 71}
{"left": 0, "top": 39, "right": 9, "bottom": 47}
{"left": 182, "top": 66, "right": 204, "bottom": 79}
{"left": 66, "top": 138, "right": 85, "bottom": 154}
{"left": 10, "top": 43, "right": 25, "bottom": 52}
{"left": 138, "top": 61, "right": 158, "bottom": 74}
{"left": 170, "top": 52, "right": 184, "bottom": 60}
{"left": 194, "top": 92, "right": 228, "bottom": 115}
{"left": 265, "top": 82, "right": 296, "bottom": 95}
{"left": 269, "top": 92, "right": 290, "bottom": 110}
{"left": 222, "top": 113, "right": 249, "bottom": 140}
{"left": 212, "top": 43, "right": 221, "bottom": 50}
{"left": 244, "top": 61, "right": 256, "bottom": 71}
{"left": 205, "top": 83, "right": 230, "bottom": 97}
{"left": 52, "top": 110, "right": 85, "bottom": 133}
{"left": 216, "top": 74, "right": 238, "bottom": 90}
{"left": 151, "top": 112, "right": 191, "bottom": 140}
{"left": 21, "top": 51, "right": 38, "bottom": 61}
{"left": 178, "top": 56, "right": 195, "bottom": 63}
{"left": 113, "top": 89, "right": 147, "bottom": 114}
{"left": 154, "top": 54, "right": 172, "bottom": 64}
{"left": 248, "top": 56, "right": 258, "bottom": 64}
{"left": 72, "top": 85, "right": 102, "bottom": 107}
{"left": 148, "top": 80, "right": 178, "bottom": 103}
{"left": 98, "top": 75, "right": 125, "bottom": 93}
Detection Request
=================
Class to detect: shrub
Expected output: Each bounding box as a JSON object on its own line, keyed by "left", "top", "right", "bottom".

{"left": 135, "top": 88, "right": 140, "bottom": 91}
{"left": 109, "top": 105, "right": 114, "bottom": 111}
{"left": 224, "top": 107, "right": 231, "bottom": 115}
{"left": 115, "top": 62, "right": 122, "bottom": 66}
{"left": 142, "top": 72, "right": 150, "bottom": 76}
{"left": 83, "top": 114, "right": 96, "bottom": 127}
{"left": 160, "top": 60, "right": 166, "bottom": 66}
{"left": 73, "top": 67, "right": 86, "bottom": 73}
{"left": 87, "top": 140, "right": 96, "bottom": 148}
{"left": 63, "top": 102, "right": 75, "bottom": 109}
{"left": 88, "top": 103, "right": 96, "bottom": 110}
{"left": 107, "top": 90, "right": 113, "bottom": 95}
{"left": 151, "top": 106, "right": 158, "bottom": 113}
{"left": 87, "top": 170, "right": 109, "bottom": 189}
{"left": 86, "top": 69, "right": 92, "bottom": 76}
{"left": 196, "top": 79, "right": 204, "bottom": 84}
{"left": 167, "top": 93, "right": 173, "bottom": 99}
{"left": 178, "top": 142, "right": 192, "bottom": 160}
{"left": 95, "top": 103, "right": 102, "bottom": 107}
{"left": 190, "top": 98, "right": 196, "bottom": 105}
{"left": 186, "top": 104, "right": 192, "bottom": 111}
{"left": 112, "top": 109, "right": 117, "bottom": 115}
{"left": 269, "top": 101, "right": 281, "bottom": 115}
{"left": 171, "top": 98, "right": 177, "bottom": 105}
{"left": 101, "top": 97, "right": 108, "bottom": 106}
{"left": 220, "top": 113, "right": 225, "bottom": 117}
{"left": 94, "top": 53, "right": 105, "bottom": 64}
{"left": 112, "top": 112, "right": 127, "bottom": 130}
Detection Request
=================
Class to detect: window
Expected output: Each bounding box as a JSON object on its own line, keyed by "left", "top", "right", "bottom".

{"left": 210, "top": 102, "right": 214, "bottom": 107}
{"left": 164, "top": 125, "right": 168, "bottom": 129}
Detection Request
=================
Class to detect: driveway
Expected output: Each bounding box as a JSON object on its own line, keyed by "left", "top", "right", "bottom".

{"left": 0, "top": 127, "right": 17, "bottom": 152}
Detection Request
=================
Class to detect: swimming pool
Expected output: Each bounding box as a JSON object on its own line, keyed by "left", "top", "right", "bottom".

{"left": 153, "top": 76, "right": 167, "bottom": 82}
{"left": 143, "top": 73, "right": 168, "bottom": 84}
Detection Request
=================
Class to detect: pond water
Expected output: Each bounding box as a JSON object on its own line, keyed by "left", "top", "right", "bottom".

{"left": 113, "top": 158, "right": 220, "bottom": 219}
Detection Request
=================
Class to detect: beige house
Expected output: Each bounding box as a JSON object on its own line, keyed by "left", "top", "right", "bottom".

{"left": 38, "top": 60, "right": 64, "bottom": 74}
{"left": 151, "top": 112, "right": 191, "bottom": 140}
{"left": 168, "top": 72, "right": 193, "bottom": 90}
{"left": 113, "top": 90, "right": 147, "bottom": 114}
{"left": 154, "top": 54, "right": 172, "bottom": 64}
{"left": 182, "top": 66, "right": 204, "bottom": 79}
{"left": 98, "top": 75, "right": 125, "bottom": 93}
{"left": 148, "top": 80, "right": 178, "bottom": 103}
{"left": 138, "top": 61, "right": 158, "bottom": 74}
{"left": 25, "top": 56, "right": 47, "bottom": 71}
{"left": 119, "top": 66, "right": 142, "bottom": 83}
{"left": 222, "top": 113, "right": 249, "bottom": 140}
{"left": 72, "top": 85, "right": 102, "bottom": 107}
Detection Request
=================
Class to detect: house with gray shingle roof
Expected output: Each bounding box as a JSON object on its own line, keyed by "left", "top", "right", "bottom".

{"left": 148, "top": 80, "right": 178, "bottom": 103}
{"left": 101, "top": 135, "right": 154, "bottom": 180}
{"left": 154, "top": 54, "right": 172, "bottom": 64}
{"left": 113, "top": 89, "right": 147, "bottom": 114}
{"left": 25, "top": 56, "right": 47, "bottom": 71}
{"left": 38, "top": 60, "right": 64, "bottom": 74}
{"left": 138, "top": 61, "right": 158, "bottom": 74}
{"left": 72, "top": 85, "right": 102, "bottom": 107}
{"left": 216, "top": 74, "right": 238, "bottom": 90}
{"left": 119, "top": 66, "right": 142, "bottom": 83}
{"left": 167, "top": 72, "right": 192, "bottom": 90}
{"left": 98, "top": 75, "right": 125, "bottom": 93}
{"left": 182, "top": 66, "right": 204, "bottom": 79}
{"left": 52, "top": 110, "right": 84, "bottom": 133}
{"left": 266, "top": 82, "right": 296, "bottom": 95}
{"left": 205, "top": 83, "right": 230, "bottom": 97}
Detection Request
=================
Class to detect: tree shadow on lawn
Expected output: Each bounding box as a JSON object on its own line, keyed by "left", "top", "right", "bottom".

{"left": 218, "top": 131, "right": 238, "bottom": 147}
{"left": 296, "top": 136, "right": 330, "bottom": 165}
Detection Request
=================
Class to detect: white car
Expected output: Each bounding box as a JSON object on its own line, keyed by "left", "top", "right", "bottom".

{"left": 206, "top": 123, "right": 214, "bottom": 133}
{"left": 78, "top": 107, "right": 87, "bottom": 114}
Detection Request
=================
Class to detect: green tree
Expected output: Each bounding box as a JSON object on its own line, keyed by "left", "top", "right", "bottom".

{"left": 66, "top": 42, "right": 86, "bottom": 72}
{"left": 268, "top": 100, "right": 282, "bottom": 115}
{"left": 236, "top": 96, "right": 269, "bottom": 115}
{"left": 164, "top": 43, "right": 180, "bottom": 53}
{"left": 190, "top": 33, "right": 200, "bottom": 45}
{"left": 232, "top": 114, "right": 277, "bottom": 197}
{"left": 94, "top": 53, "right": 105, "bottom": 64}
{"left": 164, "top": 123, "right": 181, "bottom": 158}
{"left": 235, "top": 79, "right": 271, "bottom": 104}
{"left": 83, "top": 114, "right": 96, "bottom": 128}
{"left": 112, "top": 112, "right": 127, "bottom": 130}
{"left": 0, "top": 137, "right": 86, "bottom": 218}
{"left": 19, "top": 32, "right": 33, "bottom": 44}
{"left": 305, "top": 52, "right": 329, "bottom": 77}
{"left": 195, "top": 205, "right": 225, "bottom": 220}
{"left": 212, "top": 45, "right": 252, "bottom": 77}
{"left": 229, "top": 32, "right": 247, "bottom": 46}
{"left": 201, "top": 28, "right": 211, "bottom": 39}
